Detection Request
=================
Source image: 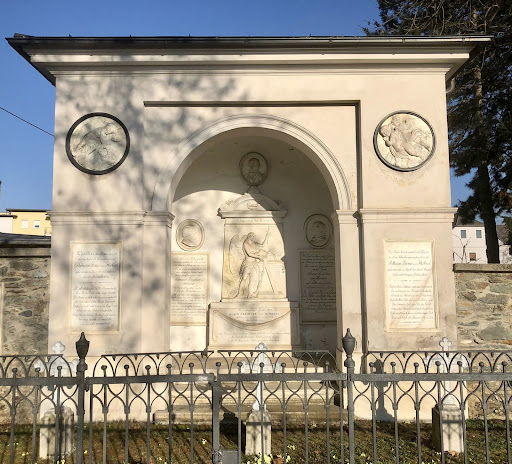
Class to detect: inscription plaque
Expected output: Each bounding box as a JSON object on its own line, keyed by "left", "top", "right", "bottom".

{"left": 171, "top": 253, "right": 209, "bottom": 325}
{"left": 385, "top": 241, "right": 437, "bottom": 331}
{"left": 209, "top": 302, "right": 299, "bottom": 350}
{"left": 71, "top": 243, "right": 121, "bottom": 331}
{"left": 300, "top": 250, "right": 336, "bottom": 322}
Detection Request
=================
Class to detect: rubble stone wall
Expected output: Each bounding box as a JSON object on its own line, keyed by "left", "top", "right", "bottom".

{"left": 0, "top": 245, "right": 50, "bottom": 354}
{"left": 454, "top": 263, "right": 512, "bottom": 348}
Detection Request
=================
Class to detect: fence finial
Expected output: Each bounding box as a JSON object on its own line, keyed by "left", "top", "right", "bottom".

{"left": 342, "top": 328, "right": 356, "bottom": 371}
{"left": 342, "top": 328, "right": 356, "bottom": 355}
{"left": 76, "top": 332, "right": 90, "bottom": 361}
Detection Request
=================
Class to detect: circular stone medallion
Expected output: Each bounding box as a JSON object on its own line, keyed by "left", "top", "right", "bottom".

{"left": 304, "top": 214, "right": 333, "bottom": 248}
{"left": 374, "top": 111, "right": 435, "bottom": 171}
{"left": 176, "top": 219, "right": 205, "bottom": 251}
{"left": 239, "top": 152, "right": 268, "bottom": 186}
{"left": 66, "top": 113, "right": 130, "bottom": 175}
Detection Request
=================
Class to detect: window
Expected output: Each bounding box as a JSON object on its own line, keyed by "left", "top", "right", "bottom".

{"left": 461, "top": 229, "right": 467, "bottom": 239}
{"left": 476, "top": 230, "right": 482, "bottom": 239}
{"left": 469, "top": 252, "right": 477, "bottom": 262}
{"left": 34, "top": 220, "right": 40, "bottom": 229}
{"left": 21, "top": 220, "right": 28, "bottom": 229}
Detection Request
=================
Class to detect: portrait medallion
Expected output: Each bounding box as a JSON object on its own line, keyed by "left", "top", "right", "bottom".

{"left": 239, "top": 152, "right": 268, "bottom": 187}
{"left": 176, "top": 219, "right": 205, "bottom": 251}
{"left": 304, "top": 214, "right": 333, "bottom": 249}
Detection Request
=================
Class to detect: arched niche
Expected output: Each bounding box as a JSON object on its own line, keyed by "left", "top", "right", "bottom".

{"left": 151, "top": 114, "right": 352, "bottom": 213}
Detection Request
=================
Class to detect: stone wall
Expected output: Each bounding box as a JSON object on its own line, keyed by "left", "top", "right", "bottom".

{"left": 454, "top": 263, "right": 512, "bottom": 348}
{"left": 0, "top": 236, "right": 51, "bottom": 354}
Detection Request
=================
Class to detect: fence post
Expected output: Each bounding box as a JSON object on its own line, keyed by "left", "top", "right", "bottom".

{"left": 211, "top": 362, "right": 222, "bottom": 463}
{"left": 75, "top": 332, "right": 90, "bottom": 464}
{"left": 342, "top": 328, "right": 356, "bottom": 464}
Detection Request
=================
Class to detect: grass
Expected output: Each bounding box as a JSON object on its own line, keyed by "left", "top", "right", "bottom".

{"left": 1, "top": 420, "right": 510, "bottom": 464}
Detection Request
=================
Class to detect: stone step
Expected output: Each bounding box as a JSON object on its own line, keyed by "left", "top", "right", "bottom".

{"left": 154, "top": 391, "right": 344, "bottom": 425}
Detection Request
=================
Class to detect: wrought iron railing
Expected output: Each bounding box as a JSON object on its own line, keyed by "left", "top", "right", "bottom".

{"left": 2, "top": 331, "right": 512, "bottom": 464}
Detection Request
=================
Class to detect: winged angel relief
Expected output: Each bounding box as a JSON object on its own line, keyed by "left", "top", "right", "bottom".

{"left": 228, "top": 227, "right": 281, "bottom": 299}
{"left": 378, "top": 113, "right": 434, "bottom": 170}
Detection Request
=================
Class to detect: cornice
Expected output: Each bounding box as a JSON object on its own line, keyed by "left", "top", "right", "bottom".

{"left": 359, "top": 207, "right": 457, "bottom": 224}
{"left": 8, "top": 35, "right": 490, "bottom": 85}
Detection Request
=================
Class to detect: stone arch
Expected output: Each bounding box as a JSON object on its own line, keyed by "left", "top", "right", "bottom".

{"left": 151, "top": 114, "right": 352, "bottom": 212}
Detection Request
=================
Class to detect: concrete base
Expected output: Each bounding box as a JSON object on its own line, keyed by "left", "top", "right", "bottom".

{"left": 39, "top": 406, "right": 75, "bottom": 459}
{"left": 245, "top": 409, "right": 272, "bottom": 456}
{"left": 432, "top": 404, "right": 465, "bottom": 453}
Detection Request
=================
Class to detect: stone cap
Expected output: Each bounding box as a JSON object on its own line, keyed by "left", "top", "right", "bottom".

{"left": 454, "top": 263, "right": 512, "bottom": 273}
{"left": 0, "top": 233, "right": 51, "bottom": 257}
{"left": 0, "top": 232, "right": 51, "bottom": 246}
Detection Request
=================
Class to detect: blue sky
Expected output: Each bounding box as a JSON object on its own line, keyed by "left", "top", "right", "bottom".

{"left": 0, "top": 0, "right": 471, "bottom": 211}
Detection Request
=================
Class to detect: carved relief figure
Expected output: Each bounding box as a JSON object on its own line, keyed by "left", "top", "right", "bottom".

{"left": 375, "top": 112, "right": 435, "bottom": 170}
{"left": 73, "top": 123, "right": 124, "bottom": 169}
{"left": 310, "top": 221, "right": 327, "bottom": 246}
{"left": 229, "top": 227, "right": 276, "bottom": 298}
{"left": 67, "top": 114, "right": 129, "bottom": 174}
{"left": 240, "top": 152, "right": 268, "bottom": 186}
{"left": 305, "top": 214, "right": 332, "bottom": 248}
{"left": 176, "top": 219, "right": 204, "bottom": 251}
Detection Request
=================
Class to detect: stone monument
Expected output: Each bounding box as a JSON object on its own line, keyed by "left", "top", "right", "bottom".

{"left": 37, "top": 342, "right": 78, "bottom": 459}
{"left": 208, "top": 154, "right": 299, "bottom": 351}
{"left": 426, "top": 337, "right": 468, "bottom": 454}
{"left": 7, "top": 35, "right": 486, "bottom": 358}
{"left": 242, "top": 343, "right": 279, "bottom": 457}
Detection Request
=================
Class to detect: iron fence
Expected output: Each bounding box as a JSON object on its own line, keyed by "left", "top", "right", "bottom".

{"left": 1, "top": 331, "right": 512, "bottom": 464}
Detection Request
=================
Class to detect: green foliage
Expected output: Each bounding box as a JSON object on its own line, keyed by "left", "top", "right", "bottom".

{"left": 366, "top": 0, "right": 512, "bottom": 262}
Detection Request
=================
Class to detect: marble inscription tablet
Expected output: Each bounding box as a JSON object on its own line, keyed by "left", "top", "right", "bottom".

{"left": 374, "top": 112, "right": 435, "bottom": 171}
{"left": 66, "top": 113, "right": 130, "bottom": 175}
{"left": 300, "top": 250, "right": 336, "bottom": 322}
{"left": 70, "top": 243, "right": 121, "bottom": 331}
{"left": 385, "top": 241, "right": 437, "bottom": 331}
{"left": 209, "top": 302, "right": 299, "bottom": 350}
{"left": 170, "top": 253, "right": 209, "bottom": 325}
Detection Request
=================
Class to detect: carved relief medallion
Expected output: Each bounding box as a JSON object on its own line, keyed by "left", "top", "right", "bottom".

{"left": 66, "top": 113, "right": 130, "bottom": 175}
{"left": 374, "top": 111, "right": 435, "bottom": 171}
{"left": 239, "top": 152, "right": 268, "bottom": 186}
{"left": 304, "top": 214, "right": 333, "bottom": 248}
{"left": 176, "top": 219, "right": 205, "bottom": 251}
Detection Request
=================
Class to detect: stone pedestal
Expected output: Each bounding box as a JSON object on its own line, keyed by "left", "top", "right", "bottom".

{"left": 208, "top": 301, "right": 299, "bottom": 351}
{"left": 432, "top": 404, "right": 465, "bottom": 453}
{"left": 245, "top": 409, "right": 272, "bottom": 457}
{"left": 39, "top": 406, "right": 75, "bottom": 459}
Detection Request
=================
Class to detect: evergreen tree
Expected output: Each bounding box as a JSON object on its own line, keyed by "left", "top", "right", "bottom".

{"left": 366, "top": 0, "right": 512, "bottom": 262}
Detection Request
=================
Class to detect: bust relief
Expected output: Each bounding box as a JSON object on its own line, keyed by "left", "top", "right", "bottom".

{"left": 176, "top": 219, "right": 205, "bottom": 251}
{"left": 239, "top": 152, "right": 268, "bottom": 187}
{"left": 304, "top": 214, "right": 332, "bottom": 248}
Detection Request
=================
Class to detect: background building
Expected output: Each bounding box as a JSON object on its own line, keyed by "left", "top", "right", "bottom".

{"left": 5, "top": 209, "right": 51, "bottom": 236}
{"left": 0, "top": 213, "right": 13, "bottom": 233}
{"left": 452, "top": 215, "right": 512, "bottom": 264}
{"left": 452, "top": 216, "right": 486, "bottom": 263}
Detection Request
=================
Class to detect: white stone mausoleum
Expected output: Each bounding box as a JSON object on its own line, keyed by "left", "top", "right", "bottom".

{"left": 9, "top": 35, "right": 489, "bottom": 362}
